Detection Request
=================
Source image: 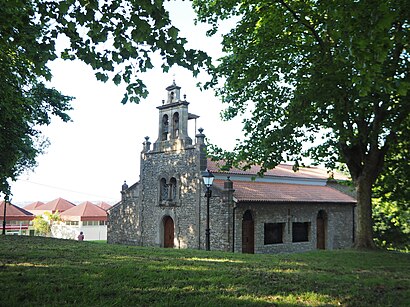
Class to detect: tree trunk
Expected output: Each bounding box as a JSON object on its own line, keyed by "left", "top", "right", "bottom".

{"left": 354, "top": 176, "right": 376, "bottom": 248}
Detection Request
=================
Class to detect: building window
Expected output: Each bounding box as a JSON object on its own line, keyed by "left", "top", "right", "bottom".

{"left": 172, "top": 112, "right": 179, "bottom": 138}
{"left": 169, "top": 177, "right": 177, "bottom": 201}
{"left": 66, "top": 221, "right": 79, "bottom": 226}
{"left": 162, "top": 114, "right": 169, "bottom": 141}
{"left": 264, "top": 223, "right": 284, "bottom": 244}
{"left": 83, "top": 221, "right": 101, "bottom": 226}
{"left": 292, "top": 222, "right": 310, "bottom": 242}
{"left": 160, "top": 178, "right": 168, "bottom": 201}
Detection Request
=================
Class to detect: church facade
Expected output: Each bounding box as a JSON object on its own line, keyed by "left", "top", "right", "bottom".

{"left": 107, "top": 82, "right": 356, "bottom": 253}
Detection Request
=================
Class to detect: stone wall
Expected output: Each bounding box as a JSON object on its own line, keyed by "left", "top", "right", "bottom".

{"left": 198, "top": 192, "right": 233, "bottom": 252}
{"left": 137, "top": 145, "right": 202, "bottom": 248}
{"left": 107, "top": 185, "right": 141, "bottom": 245}
{"left": 234, "top": 202, "right": 354, "bottom": 254}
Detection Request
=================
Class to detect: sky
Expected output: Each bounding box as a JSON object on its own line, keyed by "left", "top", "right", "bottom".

{"left": 9, "top": 2, "right": 244, "bottom": 205}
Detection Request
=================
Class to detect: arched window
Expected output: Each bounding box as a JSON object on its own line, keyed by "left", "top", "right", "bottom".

{"left": 169, "top": 177, "right": 177, "bottom": 201}
{"left": 172, "top": 112, "right": 179, "bottom": 139}
{"left": 162, "top": 114, "right": 169, "bottom": 141}
{"left": 160, "top": 178, "right": 168, "bottom": 201}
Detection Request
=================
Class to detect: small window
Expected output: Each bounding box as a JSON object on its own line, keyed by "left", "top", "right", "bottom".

{"left": 264, "top": 223, "right": 284, "bottom": 244}
{"left": 162, "top": 114, "right": 169, "bottom": 140}
{"left": 169, "top": 177, "right": 177, "bottom": 201}
{"left": 292, "top": 222, "right": 310, "bottom": 242}
{"left": 160, "top": 178, "right": 168, "bottom": 201}
{"left": 66, "top": 221, "right": 79, "bottom": 226}
{"left": 172, "top": 112, "right": 179, "bottom": 138}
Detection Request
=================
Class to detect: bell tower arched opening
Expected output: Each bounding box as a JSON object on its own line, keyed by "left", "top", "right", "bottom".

{"left": 172, "top": 112, "right": 179, "bottom": 139}
{"left": 162, "top": 114, "right": 169, "bottom": 141}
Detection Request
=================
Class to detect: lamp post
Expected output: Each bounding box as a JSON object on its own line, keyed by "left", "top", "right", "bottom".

{"left": 2, "top": 195, "right": 8, "bottom": 235}
{"left": 202, "top": 169, "right": 214, "bottom": 251}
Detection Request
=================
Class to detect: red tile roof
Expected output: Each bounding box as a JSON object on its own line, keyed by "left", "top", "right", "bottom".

{"left": 96, "top": 202, "right": 112, "bottom": 211}
{"left": 213, "top": 180, "right": 356, "bottom": 204}
{"left": 0, "top": 201, "right": 34, "bottom": 220}
{"left": 41, "top": 197, "right": 76, "bottom": 213}
{"left": 207, "top": 159, "right": 348, "bottom": 180}
{"left": 24, "top": 201, "right": 45, "bottom": 210}
{"left": 60, "top": 201, "right": 108, "bottom": 221}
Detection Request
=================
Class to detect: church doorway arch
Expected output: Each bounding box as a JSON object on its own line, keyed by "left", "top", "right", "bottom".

{"left": 242, "top": 210, "right": 254, "bottom": 254}
{"left": 317, "top": 210, "right": 327, "bottom": 250}
{"left": 163, "top": 216, "right": 174, "bottom": 248}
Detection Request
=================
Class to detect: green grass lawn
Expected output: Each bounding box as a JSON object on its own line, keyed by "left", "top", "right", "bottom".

{"left": 1, "top": 236, "right": 409, "bottom": 306}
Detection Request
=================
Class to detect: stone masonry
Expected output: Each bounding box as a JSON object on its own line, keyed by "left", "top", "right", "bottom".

{"left": 108, "top": 82, "right": 356, "bottom": 253}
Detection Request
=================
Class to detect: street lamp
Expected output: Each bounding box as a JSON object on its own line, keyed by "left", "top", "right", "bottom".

{"left": 202, "top": 169, "right": 214, "bottom": 251}
{"left": 2, "top": 195, "right": 9, "bottom": 235}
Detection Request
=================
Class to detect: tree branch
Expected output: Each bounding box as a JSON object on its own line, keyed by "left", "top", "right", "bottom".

{"left": 278, "top": 0, "right": 326, "bottom": 52}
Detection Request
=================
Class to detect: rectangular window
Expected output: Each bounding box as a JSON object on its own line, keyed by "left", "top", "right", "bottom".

{"left": 83, "top": 221, "right": 101, "bottom": 226}
{"left": 66, "top": 221, "right": 79, "bottom": 226}
{"left": 264, "top": 223, "right": 284, "bottom": 244}
{"left": 292, "top": 222, "right": 310, "bottom": 242}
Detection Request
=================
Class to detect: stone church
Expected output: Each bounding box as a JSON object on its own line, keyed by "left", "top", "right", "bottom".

{"left": 107, "top": 82, "right": 356, "bottom": 253}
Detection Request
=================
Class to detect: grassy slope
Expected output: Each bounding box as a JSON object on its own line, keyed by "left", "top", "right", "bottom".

{"left": 0, "top": 236, "right": 409, "bottom": 306}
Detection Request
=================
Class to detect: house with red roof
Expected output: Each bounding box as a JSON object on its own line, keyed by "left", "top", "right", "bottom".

{"left": 96, "top": 201, "right": 112, "bottom": 211}
{"left": 26, "top": 197, "right": 76, "bottom": 216}
{"left": 52, "top": 201, "right": 108, "bottom": 241}
{"left": 1, "top": 201, "right": 35, "bottom": 235}
{"left": 24, "top": 201, "right": 45, "bottom": 211}
{"left": 108, "top": 82, "right": 357, "bottom": 253}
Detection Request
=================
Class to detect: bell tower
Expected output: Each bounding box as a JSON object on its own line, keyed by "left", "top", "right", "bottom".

{"left": 153, "top": 81, "right": 195, "bottom": 152}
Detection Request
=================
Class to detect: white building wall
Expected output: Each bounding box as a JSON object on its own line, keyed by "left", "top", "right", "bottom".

{"left": 52, "top": 223, "right": 107, "bottom": 241}
{"left": 79, "top": 224, "right": 107, "bottom": 241}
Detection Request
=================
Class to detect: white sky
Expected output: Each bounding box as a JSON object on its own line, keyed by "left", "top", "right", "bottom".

{"left": 9, "top": 2, "right": 243, "bottom": 205}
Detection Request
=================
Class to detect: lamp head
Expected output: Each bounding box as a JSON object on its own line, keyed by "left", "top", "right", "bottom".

{"left": 202, "top": 169, "right": 214, "bottom": 187}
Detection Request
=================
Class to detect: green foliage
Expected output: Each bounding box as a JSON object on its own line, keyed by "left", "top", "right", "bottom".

{"left": 373, "top": 123, "right": 410, "bottom": 250}
{"left": 45, "top": 210, "right": 61, "bottom": 225}
{"left": 194, "top": 0, "right": 410, "bottom": 247}
{"left": 32, "top": 211, "right": 61, "bottom": 236}
{"left": 373, "top": 198, "right": 410, "bottom": 251}
{"left": 0, "top": 236, "right": 409, "bottom": 306}
{"left": 1, "top": 0, "right": 73, "bottom": 194}
{"left": 31, "top": 0, "right": 209, "bottom": 103}
{"left": 32, "top": 215, "right": 51, "bottom": 236}
{"left": 0, "top": 0, "right": 210, "bottom": 195}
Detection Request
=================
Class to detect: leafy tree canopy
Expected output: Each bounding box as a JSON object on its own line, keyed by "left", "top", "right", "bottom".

{"left": 193, "top": 0, "right": 409, "bottom": 248}
{"left": 0, "top": 0, "right": 209, "bottom": 195}
{"left": 373, "top": 119, "right": 409, "bottom": 250}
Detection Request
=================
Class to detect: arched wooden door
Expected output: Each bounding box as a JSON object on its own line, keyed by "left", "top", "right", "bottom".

{"left": 242, "top": 210, "right": 254, "bottom": 254}
{"left": 163, "top": 216, "right": 174, "bottom": 248}
{"left": 317, "top": 210, "right": 327, "bottom": 250}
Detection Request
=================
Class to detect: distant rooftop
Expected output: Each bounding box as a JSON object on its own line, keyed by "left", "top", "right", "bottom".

{"left": 60, "top": 201, "right": 108, "bottom": 221}
{"left": 0, "top": 201, "right": 34, "bottom": 220}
